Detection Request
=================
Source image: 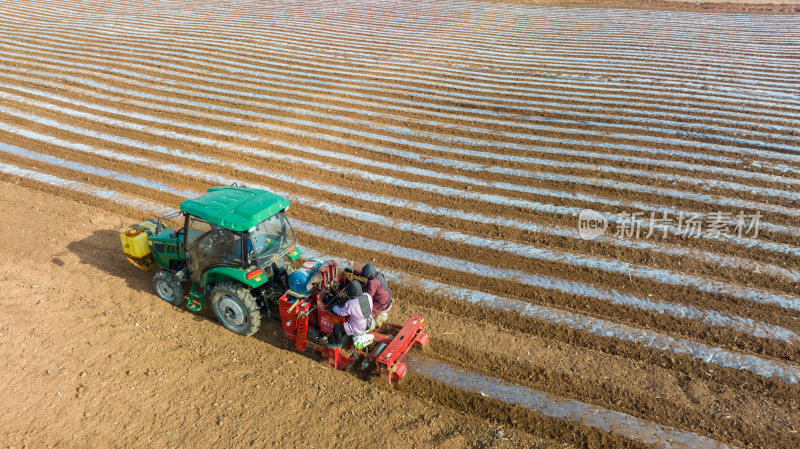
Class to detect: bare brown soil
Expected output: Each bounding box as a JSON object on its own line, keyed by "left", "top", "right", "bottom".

{"left": 6, "top": 179, "right": 799, "bottom": 449}
{"left": 3, "top": 1, "right": 800, "bottom": 448}
{"left": 0, "top": 181, "right": 558, "bottom": 449}
{"left": 484, "top": 0, "right": 800, "bottom": 14}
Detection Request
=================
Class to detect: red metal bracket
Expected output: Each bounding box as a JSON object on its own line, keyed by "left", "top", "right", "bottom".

{"left": 295, "top": 308, "right": 309, "bottom": 352}
{"left": 376, "top": 315, "right": 426, "bottom": 368}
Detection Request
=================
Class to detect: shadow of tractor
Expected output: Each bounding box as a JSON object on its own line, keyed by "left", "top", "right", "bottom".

{"left": 65, "top": 229, "right": 153, "bottom": 294}
{"left": 64, "top": 229, "right": 322, "bottom": 363}
{"left": 65, "top": 230, "right": 219, "bottom": 325}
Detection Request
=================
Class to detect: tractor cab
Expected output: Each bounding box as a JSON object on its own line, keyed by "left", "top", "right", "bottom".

{"left": 178, "top": 186, "right": 301, "bottom": 282}
{"left": 183, "top": 217, "right": 247, "bottom": 278}
{"left": 181, "top": 211, "right": 298, "bottom": 282}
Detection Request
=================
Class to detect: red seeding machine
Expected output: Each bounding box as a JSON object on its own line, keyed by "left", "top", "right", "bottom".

{"left": 280, "top": 259, "right": 428, "bottom": 384}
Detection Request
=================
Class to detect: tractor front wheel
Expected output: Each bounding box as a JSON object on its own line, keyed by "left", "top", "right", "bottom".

{"left": 211, "top": 282, "right": 261, "bottom": 336}
{"left": 153, "top": 270, "right": 184, "bottom": 306}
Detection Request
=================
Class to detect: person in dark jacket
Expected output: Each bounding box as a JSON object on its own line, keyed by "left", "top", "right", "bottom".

{"left": 344, "top": 263, "right": 392, "bottom": 327}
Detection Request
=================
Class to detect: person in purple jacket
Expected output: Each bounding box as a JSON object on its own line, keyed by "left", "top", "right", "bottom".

{"left": 345, "top": 263, "right": 392, "bottom": 327}
{"left": 327, "top": 281, "right": 373, "bottom": 348}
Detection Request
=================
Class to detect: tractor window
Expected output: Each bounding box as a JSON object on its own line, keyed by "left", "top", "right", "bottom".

{"left": 185, "top": 217, "right": 245, "bottom": 275}
{"left": 248, "top": 213, "right": 297, "bottom": 266}
{"left": 186, "top": 218, "right": 212, "bottom": 247}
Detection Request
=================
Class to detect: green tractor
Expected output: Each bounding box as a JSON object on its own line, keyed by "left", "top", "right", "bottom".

{"left": 121, "top": 186, "right": 302, "bottom": 336}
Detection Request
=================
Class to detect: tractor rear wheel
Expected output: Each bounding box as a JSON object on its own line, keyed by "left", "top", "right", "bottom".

{"left": 153, "top": 270, "right": 184, "bottom": 306}
{"left": 211, "top": 281, "right": 261, "bottom": 336}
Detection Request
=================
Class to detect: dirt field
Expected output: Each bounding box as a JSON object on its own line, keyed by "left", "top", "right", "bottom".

{"left": 1, "top": 181, "right": 562, "bottom": 449}
{"left": 1, "top": 0, "right": 799, "bottom": 447}
{"left": 490, "top": 0, "right": 800, "bottom": 14}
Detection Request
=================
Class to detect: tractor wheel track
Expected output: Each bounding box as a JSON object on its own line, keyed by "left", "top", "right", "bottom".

{"left": 418, "top": 338, "right": 798, "bottom": 449}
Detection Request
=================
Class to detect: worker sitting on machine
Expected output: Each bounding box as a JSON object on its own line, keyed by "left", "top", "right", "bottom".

{"left": 344, "top": 263, "right": 392, "bottom": 328}
{"left": 327, "top": 281, "right": 374, "bottom": 349}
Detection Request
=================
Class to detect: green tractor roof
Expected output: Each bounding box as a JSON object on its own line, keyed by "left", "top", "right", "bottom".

{"left": 180, "top": 186, "right": 291, "bottom": 232}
